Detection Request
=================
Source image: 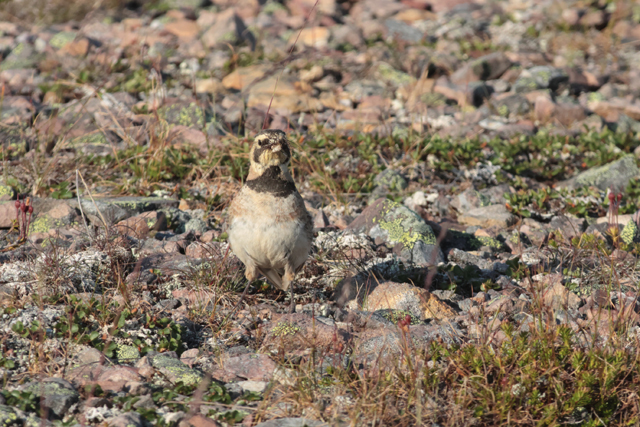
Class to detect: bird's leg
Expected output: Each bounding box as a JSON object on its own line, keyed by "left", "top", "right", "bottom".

{"left": 289, "top": 285, "right": 295, "bottom": 314}
{"left": 283, "top": 264, "right": 296, "bottom": 314}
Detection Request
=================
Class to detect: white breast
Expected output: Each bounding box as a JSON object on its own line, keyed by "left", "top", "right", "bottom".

{"left": 228, "top": 189, "right": 311, "bottom": 272}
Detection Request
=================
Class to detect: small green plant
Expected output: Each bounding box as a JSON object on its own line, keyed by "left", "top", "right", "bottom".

{"left": 49, "top": 181, "right": 74, "bottom": 199}
{"left": 0, "top": 390, "right": 38, "bottom": 412}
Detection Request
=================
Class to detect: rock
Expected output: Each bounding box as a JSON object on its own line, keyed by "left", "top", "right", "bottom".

{"left": 68, "top": 197, "right": 179, "bottom": 225}
{"left": 384, "top": 19, "right": 424, "bottom": 43}
{"left": 534, "top": 96, "right": 556, "bottom": 122}
{"left": 1, "top": 96, "right": 35, "bottom": 124}
{"left": 20, "top": 378, "right": 79, "bottom": 419}
{"left": 106, "top": 412, "right": 145, "bottom": 427}
{"left": 184, "top": 218, "right": 208, "bottom": 234}
{"left": 553, "top": 103, "right": 586, "bottom": 127}
{"left": 158, "top": 101, "right": 205, "bottom": 128}
{"left": 144, "top": 353, "right": 203, "bottom": 386}
{"left": 180, "top": 414, "right": 222, "bottom": 427}
{"left": 0, "top": 43, "right": 44, "bottom": 71}
{"left": 254, "top": 419, "right": 328, "bottom": 427}
{"left": 0, "top": 405, "right": 23, "bottom": 427}
{"left": 115, "top": 211, "right": 167, "bottom": 238}
{"left": 295, "top": 27, "right": 330, "bottom": 49}
{"left": 215, "top": 352, "right": 277, "bottom": 382}
{"left": 247, "top": 75, "right": 323, "bottom": 113}
{"left": 59, "top": 37, "right": 90, "bottom": 56}
{"left": 579, "top": 10, "right": 606, "bottom": 28}
{"left": 450, "top": 52, "right": 512, "bottom": 85}
{"left": 493, "top": 94, "right": 530, "bottom": 117}
{"left": 539, "top": 274, "right": 581, "bottom": 311}
{"left": 434, "top": 78, "right": 492, "bottom": 107}
{"left": 330, "top": 24, "right": 364, "bottom": 48}
{"left": 221, "top": 64, "right": 268, "bottom": 90}
{"left": 346, "top": 281, "right": 457, "bottom": 320}
{"left": 621, "top": 219, "right": 640, "bottom": 245}
{"left": 201, "top": 9, "right": 254, "bottom": 49}
{"left": 557, "top": 155, "right": 639, "bottom": 192}
{"left": 548, "top": 215, "right": 586, "bottom": 240}
{"left": 458, "top": 204, "right": 517, "bottom": 228}
{"left": 514, "top": 66, "right": 568, "bottom": 93}
{"left": 0, "top": 184, "right": 14, "bottom": 201}
{"left": 346, "top": 198, "right": 444, "bottom": 265}
{"left": 164, "top": 19, "right": 200, "bottom": 39}
{"left": 237, "top": 380, "right": 268, "bottom": 393}
{"left": 194, "top": 78, "right": 222, "bottom": 94}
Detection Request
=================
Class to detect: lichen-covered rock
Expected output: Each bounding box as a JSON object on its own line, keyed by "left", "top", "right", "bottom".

{"left": 158, "top": 101, "right": 206, "bottom": 128}
{"left": 146, "top": 353, "right": 203, "bottom": 386}
{"left": 262, "top": 313, "right": 351, "bottom": 355}
{"left": 346, "top": 198, "right": 444, "bottom": 265}
{"left": 0, "top": 184, "right": 14, "bottom": 201}
{"left": 557, "top": 155, "right": 640, "bottom": 191}
{"left": 0, "top": 43, "right": 44, "bottom": 71}
{"left": 28, "top": 201, "right": 80, "bottom": 235}
{"left": 345, "top": 281, "right": 457, "bottom": 320}
{"left": 621, "top": 218, "right": 640, "bottom": 245}
{"left": 19, "top": 378, "right": 79, "bottom": 419}
{"left": 514, "top": 66, "right": 569, "bottom": 93}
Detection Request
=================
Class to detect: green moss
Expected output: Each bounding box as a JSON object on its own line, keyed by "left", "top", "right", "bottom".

{"left": 272, "top": 322, "right": 300, "bottom": 337}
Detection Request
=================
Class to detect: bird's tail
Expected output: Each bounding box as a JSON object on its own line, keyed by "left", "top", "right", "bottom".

{"left": 258, "top": 267, "right": 286, "bottom": 291}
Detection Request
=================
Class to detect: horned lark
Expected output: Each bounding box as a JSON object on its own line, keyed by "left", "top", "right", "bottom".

{"left": 227, "top": 129, "right": 313, "bottom": 313}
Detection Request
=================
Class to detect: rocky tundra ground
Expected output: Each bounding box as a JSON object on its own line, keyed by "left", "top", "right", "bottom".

{"left": 2, "top": 0, "right": 640, "bottom": 425}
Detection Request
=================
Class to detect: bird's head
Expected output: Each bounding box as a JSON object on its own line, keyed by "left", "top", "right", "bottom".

{"left": 249, "top": 129, "right": 291, "bottom": 173}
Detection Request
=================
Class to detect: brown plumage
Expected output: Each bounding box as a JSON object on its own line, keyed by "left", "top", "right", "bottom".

{"left": 227, "top": 129, "right": 313, "bottom": 312}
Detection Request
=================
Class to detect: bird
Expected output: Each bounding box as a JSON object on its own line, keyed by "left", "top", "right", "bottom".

{"left": 226, "top": 129, "right": 313, "bottom": 314}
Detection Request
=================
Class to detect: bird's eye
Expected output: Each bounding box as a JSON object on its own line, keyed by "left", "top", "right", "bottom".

{"left": 258, "top": 140, "right": 267, "bottom": 147}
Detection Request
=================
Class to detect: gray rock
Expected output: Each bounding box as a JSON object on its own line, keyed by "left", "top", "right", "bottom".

{"left": 518, "top": 66, "right": 569, "bottom": 92}
{"left": 486, "top": 79, "right": 510, "bottom": 93}
{"left": 493, "top": 94, "right": 531, "bottom": 117}
{"left": 0, "top": 43, "right": 44, "bottom": 70}
{"left": 385, "top": 19, "right": 424, "bottom": 43}
{"left": 347, "top": 198, "right": 444, "bottom": 265}
{"left": 373, "top": 169, "right": 408, "bottom": 191}
{"left": 106, "top": 412, "right": 144, "bottom": 427}
{"left": 0, "top": 404, "right": 22, "bottom": 427}
{"left": 183, "top": 218, "right": 208, "bottom": 234}
{"left": 69, "top": 197, "right": 179, "bottom": 225}
{"left": 557, "top": 155, "right": 639, "bottom": 192}
{"left": 146, "top": 353, "right": 203, "bottom": 386}
{"left": 457, "top": 204, "right": 518, "bottom": 228}
{"left": 451, "top": 51, "right": 512, "bottom": 85}
{"left": 20, "top": 378, "right": 79, "bottom": 419}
